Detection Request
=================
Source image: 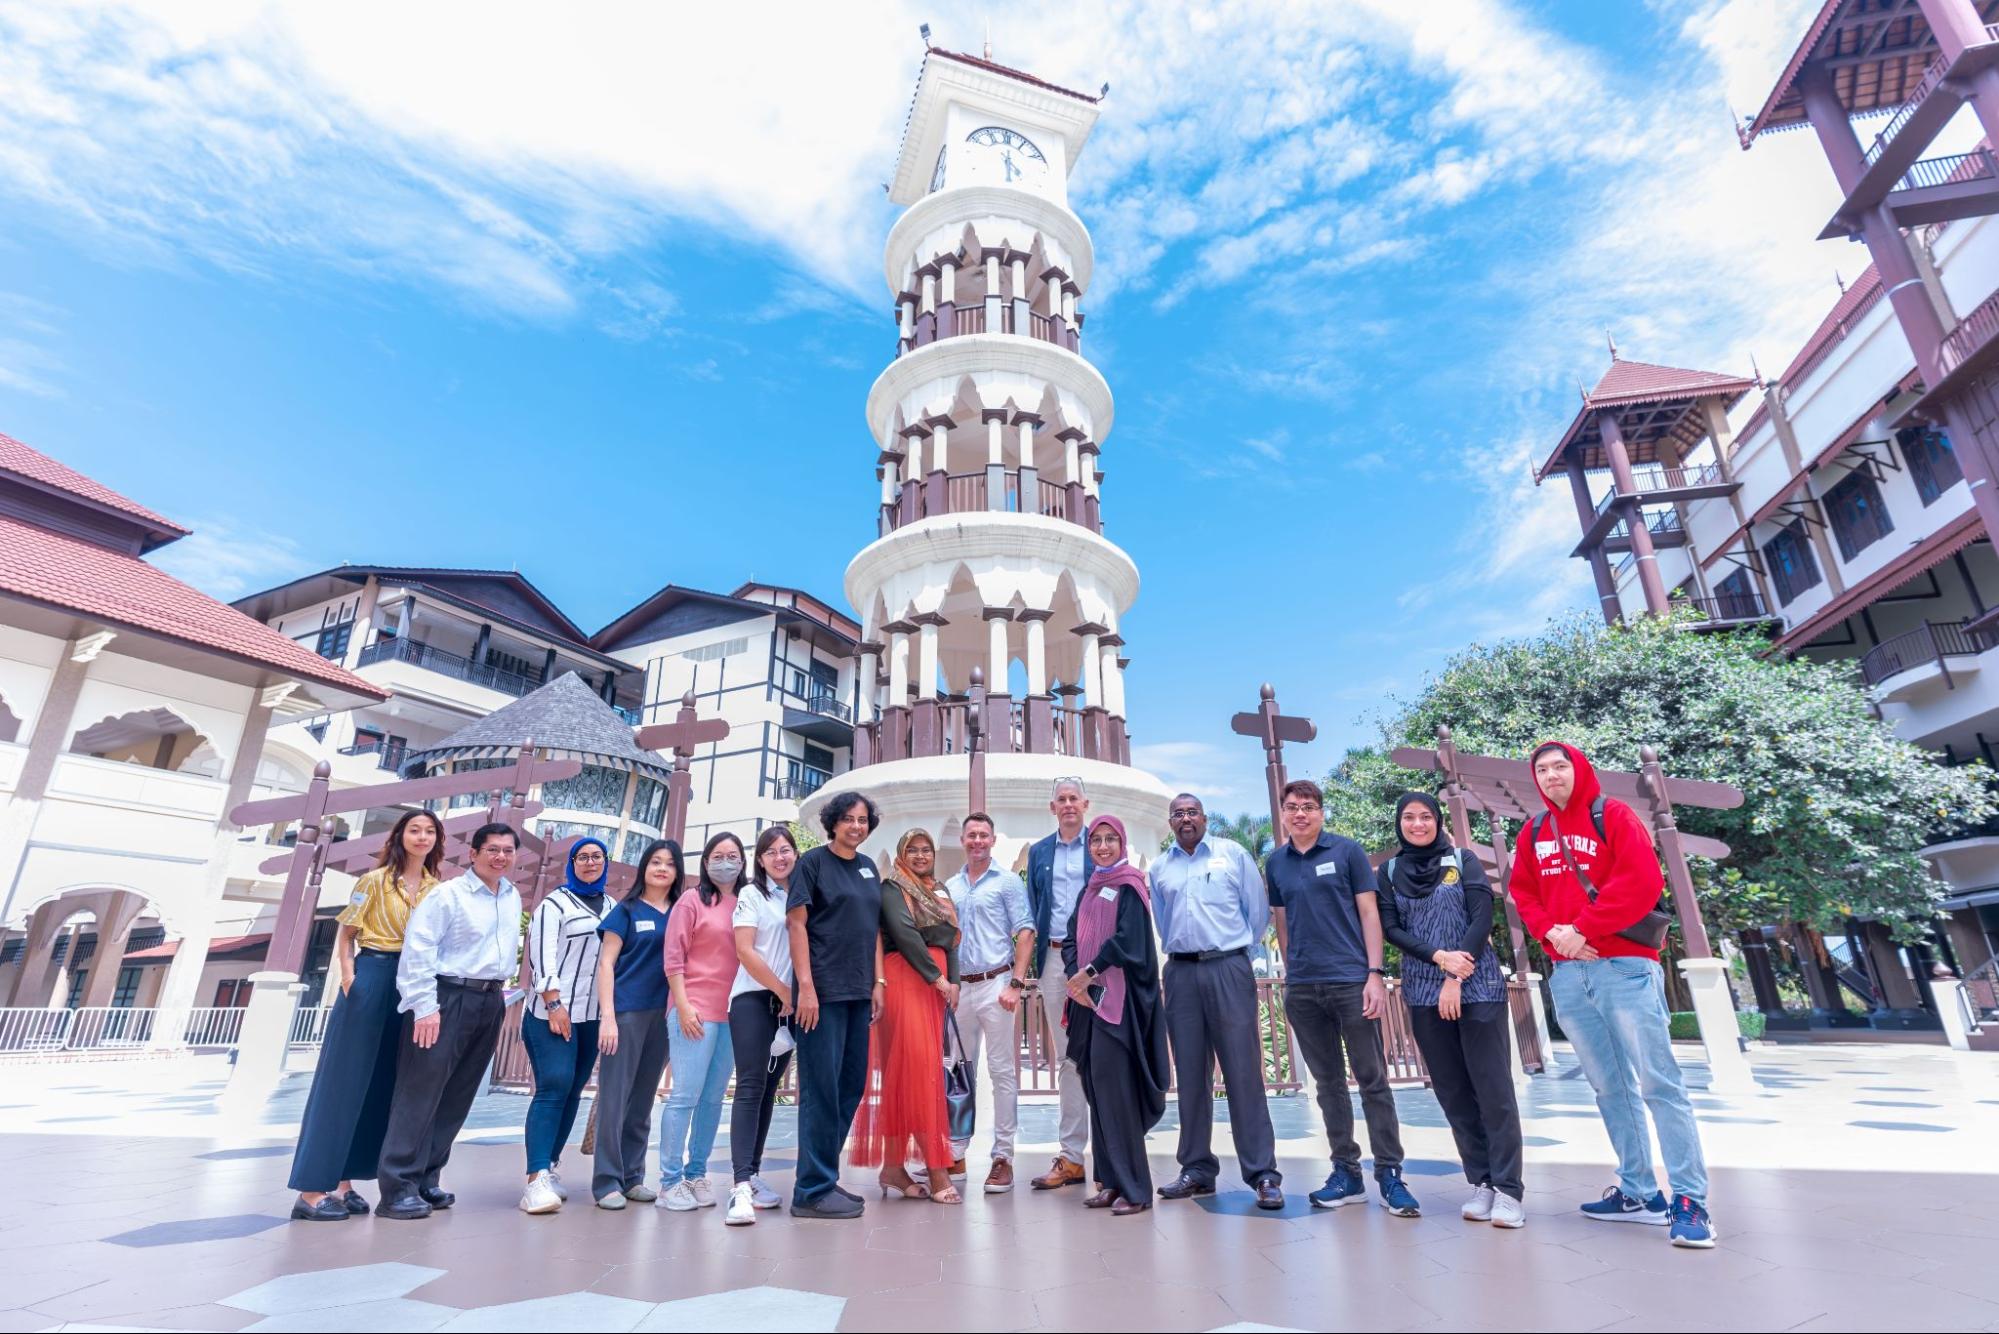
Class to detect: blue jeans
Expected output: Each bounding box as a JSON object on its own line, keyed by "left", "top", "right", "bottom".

{"left": 659, "top": 1010, "right": 733, "bottom": 1185}
{"left": 793, "top": 998, "right": 872, "bottom": 1206}
{"left": 1550, "top": 957, "right": 1709, "bottom": 1205}
{"left": 521, "top": 1011, "right": 600, "bottom": 1176}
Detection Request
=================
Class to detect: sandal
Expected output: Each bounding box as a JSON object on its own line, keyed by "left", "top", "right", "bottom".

{"left": 926, "top": 1170, "right": 962, "bottom": 1205}
{"left": 879, "top": 1168, "right": 930, "bottom": 1201}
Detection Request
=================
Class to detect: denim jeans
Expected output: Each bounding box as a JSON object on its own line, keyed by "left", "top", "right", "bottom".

{"left": 659, "top": 1009, "right": 733, "bottom": 1186}
{"left": 521, "top": 1011, "right": 600, "bottom": 1176}
{"left": 793, "top": 998, "right": 872, "bottom": 1205}
{"left": 1549, "top": 957, "right": 1709, "bottom": 1205}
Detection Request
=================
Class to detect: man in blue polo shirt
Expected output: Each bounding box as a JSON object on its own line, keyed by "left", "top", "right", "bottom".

{"left": 1265, "top": 779, "right": 1420, "bottom": 1217}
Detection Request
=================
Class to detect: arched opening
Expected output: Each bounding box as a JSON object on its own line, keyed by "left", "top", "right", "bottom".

{"left": 68, "top": 708, "right": 215, "bottom": 775}
{"left": 0, "top": 691, "right": 21, "bottom": 745}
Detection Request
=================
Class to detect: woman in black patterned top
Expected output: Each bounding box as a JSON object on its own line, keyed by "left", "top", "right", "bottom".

{"left": 1375, "top": 792, "right": 1524, "bottom": 1228}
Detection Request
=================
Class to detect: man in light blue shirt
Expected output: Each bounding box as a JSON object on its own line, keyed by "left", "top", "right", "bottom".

{"left": 378, "top": 822, "right": 523, "bottom": 1220}
{"left": 1149, "top": 793, "right": 1283, "bottom": 1209}
{"left": 945, "top": 812, "right": 1035, "bottom": 1192}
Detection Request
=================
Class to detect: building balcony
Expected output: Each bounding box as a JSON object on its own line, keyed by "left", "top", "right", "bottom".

{"left": 1861, "top": 619, "right": 1997, "bottom": 697}
{"left": 1593, "top": 509, "right": 1687, "bottom": 558}
{"left": 773, "top": 767, "right": 832, "bottom": 803}
{"left": 356, "top": 636, "right": 543, "bottom": 699}
{"left": 881, "top": 468, "right": 1102, "bottom": 538}
{"left": 1670, "top": 591, "right": 1778, "bottom": 630}
{"left": 899, "top": 302, "right": 1081, "bottom": 357}
{"left": 782, "top": 692, "right": 855, "bottom": 747}
{"left": 336, "top": 739, "right": 407, "bottom": 773}
{"left": 1578, "top": 463, "right": 1737, "bottom": 550}
{"left": 857, "top": 695, "right": 1129, "bottom": 768}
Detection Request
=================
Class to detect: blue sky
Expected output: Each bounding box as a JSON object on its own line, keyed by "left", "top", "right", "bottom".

{"left": 0, "top": 0, "right": 1866, "bottom": 813}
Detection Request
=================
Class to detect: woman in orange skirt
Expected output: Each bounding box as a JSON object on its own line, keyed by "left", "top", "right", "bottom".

{"left": 850, "top": 828, "right": 962, "bottom": 1204}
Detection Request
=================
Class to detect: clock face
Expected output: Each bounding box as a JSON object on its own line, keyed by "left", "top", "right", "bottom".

{"left": 930, "top": 145, "right": 948, "bottom": 193}
{"left": 966, "top": 125, "right": 1047, "bottom": 184}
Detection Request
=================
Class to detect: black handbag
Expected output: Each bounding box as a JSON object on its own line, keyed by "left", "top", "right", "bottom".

{"left": 943, "top": 1009, "right": 976, "bottom": 1143}
{"left": 1538, "top": 806, "right": 1673, "bottom": 950}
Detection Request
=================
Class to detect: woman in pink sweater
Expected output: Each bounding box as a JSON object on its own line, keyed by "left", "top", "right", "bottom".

{"left": 655, "top": 831, "right": 747, "bottom": 1211}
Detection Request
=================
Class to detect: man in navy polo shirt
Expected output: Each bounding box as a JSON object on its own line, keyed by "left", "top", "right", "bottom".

{"left": 1265, "top": 779, "right": 1420, "bottom": 1217}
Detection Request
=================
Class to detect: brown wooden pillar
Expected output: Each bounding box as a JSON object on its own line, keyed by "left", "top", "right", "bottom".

{"left": 1566, "top": 458, "right": 1622, "bottom": 624}
{"left": 77, "top": 890, "right": 148, "bottom": 1009}
{"left": 1738, "top": 928, "right": 1786, "bottom": 1014}
{"left": 1599, "top": 412, "right": 1670, "bottom": 615}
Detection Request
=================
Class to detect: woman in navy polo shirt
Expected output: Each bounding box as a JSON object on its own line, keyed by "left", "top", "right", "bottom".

{"left": 589, "top": 838, "right": 683, "bottom": 1210}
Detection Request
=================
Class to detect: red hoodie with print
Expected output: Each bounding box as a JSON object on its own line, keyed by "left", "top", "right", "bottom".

{"left": 1506, "top": 740, "right": 1665, "bottom": 962}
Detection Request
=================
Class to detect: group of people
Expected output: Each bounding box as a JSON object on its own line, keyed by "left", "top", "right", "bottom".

{"left": 283, "top": 740, "right": 1716, "bottom": 1250}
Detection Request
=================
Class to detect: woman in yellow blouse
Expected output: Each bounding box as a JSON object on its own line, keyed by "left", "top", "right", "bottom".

{"left": 288, "top": 808, "right": 443, "bottom": 1221}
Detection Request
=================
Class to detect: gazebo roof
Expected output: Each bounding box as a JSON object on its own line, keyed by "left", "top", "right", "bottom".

{"left": 1535, "top": 355, "right": 1756, "bottom": 481}
{"left": 405, "top": 671, "right": 669, "bottom": 779}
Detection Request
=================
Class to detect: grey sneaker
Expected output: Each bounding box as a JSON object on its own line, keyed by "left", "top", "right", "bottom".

{"left": 518, "top": 1172, "right": 562, "bottom": 1215}
{"left": 657, "top": 1181, "right": 700, "bottom": 1211}
{"left": 623, "top": 1183, "right": 658, "bottom": 1203}
{"left": 687, "top": 1177, "right": 717, "bottom": 1209}
{"left": 595, "top": 1190, "right": 627, "bottom": 1211}
{"left": 545, "top": 1167, "right": 570, "bottom": 1202}
{"left": 1461, "top": 1185, "right": 1497, "bottom": 1221}
{"left": 748, "top": 1176, "right": 782, "bottom": 1210}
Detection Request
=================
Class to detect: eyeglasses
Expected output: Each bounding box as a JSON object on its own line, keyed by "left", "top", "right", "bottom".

{"left": 1280, "top": 803, "right": 1321, "bottom": 815}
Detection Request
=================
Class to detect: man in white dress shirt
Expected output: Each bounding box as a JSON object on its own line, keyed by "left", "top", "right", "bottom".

{"left": 376, "top": 823, "right": 523, "bottom": 1219}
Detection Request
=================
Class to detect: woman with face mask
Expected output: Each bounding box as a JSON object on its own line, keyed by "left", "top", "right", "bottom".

{"left": 656, "top": 831, "right": 749, "bottom": 1211}
{"left": 518, "top": 836, "right": 616, "bottom": 1215}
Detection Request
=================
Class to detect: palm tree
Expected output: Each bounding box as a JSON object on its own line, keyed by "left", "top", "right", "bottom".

{"left": 1207, "top": 811, "right": 1273, "bottom": 863}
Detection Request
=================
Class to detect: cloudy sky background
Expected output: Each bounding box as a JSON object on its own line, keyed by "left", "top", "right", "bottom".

{"left": 0, "top": 0, "right": 1901, "bottom": 813}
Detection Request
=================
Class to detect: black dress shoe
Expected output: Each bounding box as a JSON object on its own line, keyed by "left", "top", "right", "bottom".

{"left": 289, "top": 1194, "right": 349, "bottom": 1222}
{"left": 1111, "top": 1196, "right": 1152, "bottom": 1216}
{"left": 1255, "top": 1177, "right": 1286, "bottom": 1211}
{"left": 375, "top": 1194, "right": 433, "bottom": 1221}
{"left": 419, "top": 1187, "right": 454, "bottom": 1210}
{"left": 1157, "top": 1172, "right": 1216, "bottom": 1201}
{"left": 341, "top": 1189, "right": 371, "bottom": 1216}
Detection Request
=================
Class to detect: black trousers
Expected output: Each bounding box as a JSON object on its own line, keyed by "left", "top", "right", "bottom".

{"left": 592, "top": 1007, "right": 669, "bottom": 1201}
{"left": 729, "top": 990, "right": 793, "bottom": 1184}
{"left": 1409, "top": 1001, "right": 1524, "bottom": 1199}
{"left": 376, "top": 980, "right": 506, "bottom": 1201}
{"left": 792, "top": 998, "right": 870, "bottom": 1205}
{"left": 1164, "top": 953, "right": 1279, "bottom": 1186}
{"left": 1284, "top": 981, "right": 1404, "bottom": 1174}
{"left": 1080, "top": 1013, "right": 1154, "bottom": 1203}
{"left": 288, "top": 949, "right": 401, "bottom": 1192}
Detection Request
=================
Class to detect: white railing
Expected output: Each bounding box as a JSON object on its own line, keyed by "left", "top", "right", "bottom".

{"left": 0, "top": 1004, "right": 262, "bottom": 1056}
{"left": 289, "top": 1004, "right": 334, "bottom": 1047}
{"left": 0, "top": 1007, "right": 73, "bottom": 1053}
{"left": 65, "top": 1006, "right": 158, "bottom": 1050}
{"left": 181, "top": 1006, "right": 249, "bottom": 1049}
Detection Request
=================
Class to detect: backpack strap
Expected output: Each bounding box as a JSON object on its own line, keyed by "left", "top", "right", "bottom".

{"left": 1591, "top": 795, "right": 1608, "bottom": 844}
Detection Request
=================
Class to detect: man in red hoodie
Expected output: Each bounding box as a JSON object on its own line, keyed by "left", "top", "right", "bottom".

{"left": 1509, "top": 741, "right": 1714, "bottom": 1249}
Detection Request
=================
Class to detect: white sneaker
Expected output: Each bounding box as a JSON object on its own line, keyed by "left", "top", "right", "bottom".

{"left": 623, "top": 1183, "right": 658, "bottom": 1203}
{"left": 519, "top": 1172, "right": 562, "bottom": 1215}
{"left": 748, "top": 1176, "right": 782, "bottom": 1210}
{"left": 1491, "top": 1192, "right": 1526, "bottom": 1229}
{"left": 546, "top": 1167, "right": 570, "bottom": 1202}
{"left": 725, "top": 1182, "right": 757, "bottom": 1226}
{"left": 1461, "top": 1185, "right": 1497, "bottom": 1222}
{"left": 595, "top": 1191, "right": 627, "bottom": 1210}
{"left": 687, "top": 1177, "right": 717, "bottom": 1209}
{"left": 657, "top": 1181, "right": 700, "bottom": 1211}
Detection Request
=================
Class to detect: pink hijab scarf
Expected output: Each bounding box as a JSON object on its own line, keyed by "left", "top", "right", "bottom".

{"left": 1074, "top": 814, "right": 1151, "bottom": 1026}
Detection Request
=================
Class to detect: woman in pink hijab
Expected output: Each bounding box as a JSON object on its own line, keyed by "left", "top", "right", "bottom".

{"left": 1061, "top": 814, "right": 1170, "bottom": 1215}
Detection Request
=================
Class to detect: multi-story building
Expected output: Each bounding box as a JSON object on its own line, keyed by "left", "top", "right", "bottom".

{"left": 802, "top": 46, "right": 1172, "bottom": 871}
{"left": 1540, "top": 0, "right": 1999, "bottom": 1027}
{"left": 0, "top": 432, "right": 382, "bottom": 1023}
{"left": 593, "top": 582, "right": 860, "bottom": 850}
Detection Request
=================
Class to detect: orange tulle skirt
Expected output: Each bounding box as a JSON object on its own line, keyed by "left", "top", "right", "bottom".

{"left": 848, "top": 947, "right": 951, "bottom": 1170}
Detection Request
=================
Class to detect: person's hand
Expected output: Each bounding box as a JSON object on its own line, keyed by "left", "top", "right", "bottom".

{"left": 998, "top": 984, "right": 1021, "bottom": 1014}
{"left": 599, "top": 1017, "right": 620, "bottom": 1055}
{"left": 412, "top": 1012, "right": 441, "bottom": 1049}
{"left": 549, "top": 1006, "right": 572, "bottom": 1041}
{"left": 1065, "top": 970, "right": 1094, "bottom": 1005}
{"left": 776, "top": 994, "right": 794, "bottom": 1019}
{"left": 871, "top": 981, "right": 886, "bottom": 1023}
{"left": 677, "top": 1009, "right": 705, "bottom": 1040}
{"left": 338, "top": 963, "right": 354, "bottom": 998}
{"left": 1433, "top": 949, "right": 1476, "bottom": 979}
{"left": 1361, "top": 973, "right": 1388, "bottom": 1020}
{"left": 1438, "top": 977, "right": 1462, "bottom": 1021}
{"left": 936, "top": 978, "right": 960, "bottom": 1008}
{"left": 1548, "top": 925, "right": 1589, "bottom": 959}
{"left": 1577, "top": 943, "right": 1602, "bottom": 961}
{"left": 796, "top": 985, "right": 820, "bottom": 1032}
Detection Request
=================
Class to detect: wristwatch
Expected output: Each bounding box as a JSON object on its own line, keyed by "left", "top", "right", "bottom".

{"left": 1366, "top": 967, "right": 1385, "bottom": 977}
{"left": 1005, "top": 976, "right": 1026, "bottom": 991}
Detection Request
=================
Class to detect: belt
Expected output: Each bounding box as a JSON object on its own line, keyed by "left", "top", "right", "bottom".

{"left": 357, "top": 946, "right": 399, "bottom": 959}
{"left": 962, "top": 965, "right": 1016, "bottom": 984}
{"left": 1046, "top": 937, "right": 1069, "bottom": 948}
{"left": 1168, "top": 946, "right": 1248, "bottom": 964}
{"left": 438, "top": 975, "right": 504, "bottom": 992}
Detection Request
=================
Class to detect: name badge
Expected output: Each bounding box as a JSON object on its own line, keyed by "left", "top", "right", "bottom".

{"left": 1313, "top": 862, "right": 1339, "bottom": 878}
{"left": 349, "top": 890, "right": 369, "bottom": 908}
{"left": 1097, "top": 885, "right": 1120, "bottom": 902}
{"left": 635, "top": 920, "right": 657, "bottom": 933}
{"left": 1207, "top": 857, "right": 1231, "bottom": 874}
{"left": 859, "top": 868, "right": 876, "bottom": 879}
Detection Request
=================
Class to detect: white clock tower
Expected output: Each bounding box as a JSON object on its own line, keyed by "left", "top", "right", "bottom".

{"left": 803, "top": 46, "right": 1171, "bottom": 870}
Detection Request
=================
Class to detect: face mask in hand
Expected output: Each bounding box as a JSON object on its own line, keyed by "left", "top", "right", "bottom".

{"left": 707, "top": 858, "right": 743, "bottom": 885}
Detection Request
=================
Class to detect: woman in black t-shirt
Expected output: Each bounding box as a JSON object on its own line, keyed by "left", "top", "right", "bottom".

{"left": 785, "top": 791, "right": 884, "bottom": 1218}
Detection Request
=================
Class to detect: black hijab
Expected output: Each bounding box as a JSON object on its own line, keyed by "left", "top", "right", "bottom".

{"left": 1390, "top": 791, "right": 1452, "bottom": 898}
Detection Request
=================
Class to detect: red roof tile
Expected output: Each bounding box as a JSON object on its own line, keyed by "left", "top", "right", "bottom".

{"left": 1583, "top": 358, "right": 1757, "bottom": 409}
{"left": 0, "top": 431, "right": 189, "bottom": 541}
{"left": 0, "top": 513, "right": 385, "bottom": 701}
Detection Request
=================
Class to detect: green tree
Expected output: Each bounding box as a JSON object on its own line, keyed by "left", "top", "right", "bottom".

{"left": 1207, "top": 811, "right": 1273, "bottom": 862}
{"left": 1321, "top": 613, "right": 1996, "bottom": 941}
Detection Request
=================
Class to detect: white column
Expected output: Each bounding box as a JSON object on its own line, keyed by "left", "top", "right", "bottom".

{"left": 1080, "top": 631, "right": 1103, "bottom": 708}
{"left": 1677, "top": 958, "right": 1757, "bottom": 1094}
{"left": 930, "top": 424, "right": 949, "bottom": 475}
{"left": 1064, "top": 435, "right": 1080, "bottom": 485}
{"left": 984, "top": 254, "right": 1001, "bottom": 297}
{"left": 920, "top": 272, "right": 937, "bottom": 314}
{"left": 1017, "top": 420, "right": 1036, "bottom": 468}
{"left": 939, "top": 260, "right": 956, "bottom": 305}
{"left": 1010, "top": 257, "right": 1027, "bottom": 299}
{"left": 878, "top": 462, "right": 895, "bottom": 507}
{"left": 902, "top": 443, "right": 921, "bottom": 486}
{"left": 987, "top": 417, "right": 1005, "bottom": 465}
{"left": 857, "top": 649, "right": 880, "bottom": 723}
{"left": 888, "top": 632, "right": 911, "bottom": 705}
{"left": 1063, "top": 288, "right": 1078, "bottom": 327}
{"left": 220, "top": 971, "right": 309, "bottom": 1116}
{"left": 988, "top": 616, "right": 1009, "bottom": 688}
{"left": 1025, "top": 617, "right": 1048, "bottom": 695}
{"left": 1101, "top": 646, "right": 1123, "bottom": 716}
{"left": 899, "top": 298, "right": 915, "bottom": 342}
{"left": 1083, "top": 447, "right": 1101, "bottom": 497}
{"left": 918, "top": 620, "right": 942, "bottom": 699}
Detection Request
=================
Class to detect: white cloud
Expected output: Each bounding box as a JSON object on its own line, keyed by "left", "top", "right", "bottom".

{"left": 148, "top": 517, "right": 306, "bottom": 601}
{"left": 1129, "top": 739, "right": 1260, "bottom": 815}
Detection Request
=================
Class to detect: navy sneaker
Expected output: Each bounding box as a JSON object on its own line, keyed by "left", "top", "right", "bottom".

{"left": 1580, "top": 1187, "right": 1669, "bottom": 1225}
{"left": 1375, "top": 1168, "right": 1421, "bottom": 1217}
{"left": 1669, "top": 1195, "right": 1716, "bottom": 1248}
{"left": 1308, "top": 1165, "right": 1366, "bottom": 1209}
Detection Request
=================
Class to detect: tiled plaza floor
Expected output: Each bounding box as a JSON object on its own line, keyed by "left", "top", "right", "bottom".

{"left": 0, "top": 1042, "right": 1994, "bottom": 1332}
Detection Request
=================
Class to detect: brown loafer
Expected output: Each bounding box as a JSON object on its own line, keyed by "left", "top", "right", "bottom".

{"left": 1032, "top": 1157, "right": 1086, "bottom": 1190}
{"left": 1084, "top": 1186, "right": 1118, "bottom": 1209}
{"left": 1111, "top": 1196, "right": 1152, "bottom": 1216}
{"left": 985, "top": 1159, "right": 1014, "bottom": 1193}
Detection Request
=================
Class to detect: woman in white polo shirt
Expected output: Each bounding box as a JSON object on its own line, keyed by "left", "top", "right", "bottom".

{"left": 723, "top": 825, "right": 799, "bottom": 1224}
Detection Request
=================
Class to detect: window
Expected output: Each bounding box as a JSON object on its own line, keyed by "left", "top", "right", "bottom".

{"left": 1713, "top": 568, "right": 1760, "bottom": 619}
{"left": 314, "top": 622, "right": 351, "bottom": 660}
{"left": 1824, "top": 470, "right": 1895, "bottom": 560}
{"left": 684, "top": 636, "right": 750, "bottom": 663}
{"left": 1902, "top": 426, "right": 1963, "bottom": 505}
{"left": 111, "top": 966, "right": 142, "bottom": 1008}
{"left": 213, "top": 978, "right": 252, "bottom": 1007}
{"left": 1763, "top": 521, "right": 1823, "bottom": 606}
